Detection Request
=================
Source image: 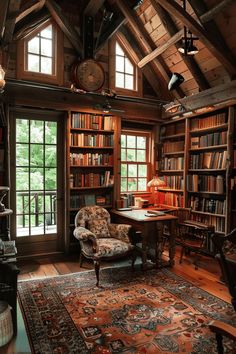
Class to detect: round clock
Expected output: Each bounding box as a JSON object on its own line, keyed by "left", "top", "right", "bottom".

{"left": 71, "top": 59, "right": 105, "bottom": 92}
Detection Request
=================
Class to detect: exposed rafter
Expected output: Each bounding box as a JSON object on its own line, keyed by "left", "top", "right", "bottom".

{"left": 154, "top": 0, "right": 236, "bottom": 77}
{"left": 0, "top": 0, "right": 10, "bottom": 40}
{"left": 84, "top": 0, "right": 105, "bottom": 17}
{"left": 2, "top": 0, "right": 21, "bottom": 46}
{"left": 16, "top": 0, "right": 45, "bottom": 24}
{"left": 45, "top": 0, "right": 82, "bottom": 56}
{"left": 14, "top": 9, "right": 50, "bottom": 40}
{"left": 200, "top": 0, "right": 234, "bottom": 23}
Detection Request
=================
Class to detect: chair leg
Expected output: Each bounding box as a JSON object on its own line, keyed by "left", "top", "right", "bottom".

{"left": 131, "top": 250, "right": 137, "bottom": 270}
{"left": 179, "top": 246, "right": 184, "bottom": 264}
{"left": 79, "top": 252, "right": 84, "bottom": 267}
{"left": 94, "top": 260, "right": 100, "bottom": 287}
{"left": 215, "top": 333, "right": 224, "bottom": 354}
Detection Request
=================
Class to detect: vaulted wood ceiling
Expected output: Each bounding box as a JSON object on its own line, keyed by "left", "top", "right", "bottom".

{"left": 1, "top": 0, "right": 236, "bottom": 104}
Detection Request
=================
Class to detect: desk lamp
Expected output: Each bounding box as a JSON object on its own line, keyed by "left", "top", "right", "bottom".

{"left": 147, "top": 176, "right": 165, "bottom": 207}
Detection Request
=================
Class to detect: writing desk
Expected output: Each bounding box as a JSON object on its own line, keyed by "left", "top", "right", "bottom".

{"left": 111, "top": 209, "right": 177, "bottom": 270}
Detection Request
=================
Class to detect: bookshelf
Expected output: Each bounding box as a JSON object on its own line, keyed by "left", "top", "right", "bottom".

{"left": 67, "top": 110, "right": 119, "bottom": 250}
{"left": 159, "top": 106, "right": 235, "bottom": 245}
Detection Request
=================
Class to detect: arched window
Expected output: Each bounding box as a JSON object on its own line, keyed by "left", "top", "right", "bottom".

{"left": 17, "top": 20, "right": 63, "bottom": 85}
{"left": 115, "top": 42, "right": 135, "bottom": 90}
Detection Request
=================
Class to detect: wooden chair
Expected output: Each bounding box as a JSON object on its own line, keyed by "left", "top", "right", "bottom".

{"left": 209, "top": 229, "right": 236, "bottom": 353}
{"left": 176, "top": 208, "right": 215, "bottom": 269}
{"left": 73, "top": 206, "right": 137, "bottom": 286}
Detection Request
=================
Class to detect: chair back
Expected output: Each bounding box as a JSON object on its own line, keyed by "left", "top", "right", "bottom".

{"left": 75, "top": 206, "right": 110, "bottom": 228}
{"left": 211, "top": 229, "right": 236, "bottom": 311}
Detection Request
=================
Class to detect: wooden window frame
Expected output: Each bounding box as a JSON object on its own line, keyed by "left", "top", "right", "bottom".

{"left": 109, "top": 36, "right": 142, "bottom": 97}
{"left": 17, "top": 19, "right": 63, "bottom": 85}
{"left": 120, "top": 130, "right": 151, "bottom": 193}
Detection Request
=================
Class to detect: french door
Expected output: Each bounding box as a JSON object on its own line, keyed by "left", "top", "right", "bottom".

{"left": 10, "top": 108, "right": 65, "bottom": 256}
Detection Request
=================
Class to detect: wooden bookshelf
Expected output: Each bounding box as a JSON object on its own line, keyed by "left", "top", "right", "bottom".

{"left": 67, "top": 110, "right": 119, "bottom": 251}
{"left": 159, "top": 106, "right": 235, "bottom": 240}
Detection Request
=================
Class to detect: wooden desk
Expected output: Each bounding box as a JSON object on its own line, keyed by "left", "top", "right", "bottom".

{"left": 111, "top": 209, "right": 177, "bottom": 270}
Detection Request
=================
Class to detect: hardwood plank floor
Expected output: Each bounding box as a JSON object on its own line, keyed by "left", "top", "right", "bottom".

{"left": 0, "top": 247, "right": 231, "bottom": 354}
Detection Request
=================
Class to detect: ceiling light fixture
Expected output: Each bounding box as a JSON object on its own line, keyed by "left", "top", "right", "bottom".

{"left": 178, "top": 0, "right": 199, "bottom": 56}
{"left": 168, "top": 72, "right": 184, "bottom": 91}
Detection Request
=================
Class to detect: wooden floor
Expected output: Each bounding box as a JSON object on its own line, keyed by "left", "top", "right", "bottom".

{"left": 0, "top": 247, "right": 231, "bottom": 354}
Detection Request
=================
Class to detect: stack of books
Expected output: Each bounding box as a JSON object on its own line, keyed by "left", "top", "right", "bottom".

{"left": 0, "top": 239, "right": 17, "bottom": 263}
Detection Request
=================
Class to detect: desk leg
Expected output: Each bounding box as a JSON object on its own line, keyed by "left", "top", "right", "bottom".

{"left": 156, "top": 222, "right": 163, "bottom": 268}
{"left": 142, "top": 224, "right": 149, "bottom": 270}
{"left": 168, "top": 220, "right": 176, "bottom": 267}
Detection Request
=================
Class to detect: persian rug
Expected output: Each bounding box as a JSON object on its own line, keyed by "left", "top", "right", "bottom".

{"left": 18, "top": 267, "right": 236, "bottom": 354}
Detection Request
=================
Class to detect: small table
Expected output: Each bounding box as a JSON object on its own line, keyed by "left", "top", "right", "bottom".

{"left": 111, "top": 209, "right": 177, "bottom": 270}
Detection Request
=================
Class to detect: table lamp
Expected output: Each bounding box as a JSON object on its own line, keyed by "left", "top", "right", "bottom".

{"left": 147, "top": 176, "right": 165, "bottom": 207}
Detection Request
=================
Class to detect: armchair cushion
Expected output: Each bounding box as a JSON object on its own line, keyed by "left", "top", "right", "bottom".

{"left": 94, "top": 238, "right": 134, "bottom": 258}
{"left": 88, "top": 219, "right": 110, "bottom": 238}
{"left": 108, "top": 224, "right": 131, "bottom": 243}
{"left": 73, "top": 227, "right": 96, "bottom": 242}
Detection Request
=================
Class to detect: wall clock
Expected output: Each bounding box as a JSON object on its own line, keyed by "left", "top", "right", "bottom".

{"left": 71, "top": 59, "right": 105, "bottom": 92}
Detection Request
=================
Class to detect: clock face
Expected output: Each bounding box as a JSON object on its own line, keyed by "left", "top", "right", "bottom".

{"left": 73, "top": 59, "right": 105, "bottom": 92}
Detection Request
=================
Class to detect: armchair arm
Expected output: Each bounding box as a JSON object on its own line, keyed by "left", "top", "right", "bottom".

{"left": 73, "top": 226, "right": 97, "bottom": 242}
{"left": 108, "top": 223, "right": 132, "bottom": 243}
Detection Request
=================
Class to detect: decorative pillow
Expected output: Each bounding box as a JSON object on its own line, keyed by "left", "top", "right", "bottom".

{"left": 88, "top": 219, "right": 110, "bottom": 238}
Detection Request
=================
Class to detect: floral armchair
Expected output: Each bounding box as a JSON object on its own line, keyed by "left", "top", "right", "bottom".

{"left": 73, "top": 206, "right": 136, "bottom": 286}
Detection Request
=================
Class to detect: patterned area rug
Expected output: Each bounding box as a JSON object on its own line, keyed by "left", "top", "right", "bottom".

{"left": 18, "top": 267, "right": 236, "bottom": 354}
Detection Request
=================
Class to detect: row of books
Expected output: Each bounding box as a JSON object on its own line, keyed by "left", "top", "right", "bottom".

{"left": 160, "top": 121, "right": 185, "bottom": 137}
{"left": 71, "top": 113, "right": 114, "bottom": 131}
{"left": 158, "top": 192, "right": 184, "bottom": 207}
{"left": 234, "top": 150, "right": 236, "bottom": 167}
{"left": 70, "top": 133, "right": 114, "bottom": 147}
{"left": 70, "top": 152, "right": 113, "bottom": 166}
{"left": 70, "top": 193, "right": 112, "bottom": 208}
{"left": 190, "top": 196, "right": 226, "bottom": 215}
{"left": 161, "top": 157, "right": 184, "bottom": 170}
{"left": 190, "top": 112, "right": 227, "bottom": 130}
{"left": 190, "top": 131, "right": 227, "bottom": 149}
{"left": 190, "top": 151, "right": 227, "bottom": 169}
{"left": 162, "top": 140, "right": 185, "bottom": 153}
{"left": 186, "top": 174, "right": 224, "bottom": 193}
{"left": 70, "top": 171, "right": 114, "bottom": 188}
{"left": 192, "top": 214, "right": 225, "bottom": 233}
{"left": 161, "top": 175, "right": 184, "bottom": 190}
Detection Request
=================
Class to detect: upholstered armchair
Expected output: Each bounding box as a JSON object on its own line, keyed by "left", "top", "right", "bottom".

{"left": 73, "top": 206, "right": 137, "bottom": 286}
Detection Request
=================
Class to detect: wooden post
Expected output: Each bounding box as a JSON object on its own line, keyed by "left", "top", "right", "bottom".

{"left": 226, "top": 106, "right": 234, "bottom": 233}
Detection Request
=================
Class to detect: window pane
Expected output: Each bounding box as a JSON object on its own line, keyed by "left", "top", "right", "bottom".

{"left": 41, "top": 38, "right": 52, "bottom": 56}
{"left": 45, "top": 168, "right": 56, "bottom": 190}
{"left": 45, "top": 145, "right": 57, "bottom": 167}
{"left": 28, "top": 37, "right": 39, "bottom": 54}
{"left": 138, "top": 164, "right": 147, "bottom": 177}
{"left": 28, "top": 54, "right": 39, "bottom": 72}
{"left": 137, "top": 136, "right": 146, "bottom": 149}
{"left": 125, "top": 74, "right": 134, "bottom": 90}
{"left": 16, "top": 167, "right": 29, "bottom": 190}
{"left": 30, "top": 192, "right": 44, "bottom": 213}
{"left": 121, "top": 135, "right": 126, "bottom": 147}
{"left": 127, "top": 135, "right": 136, "bottom": 148}
{"left": 45, "top": 121, "right": 57, "bottom": 144}
{"left": 45, "top": 192, "right": 56, "bottom": 212}
{"left": 125, "top": 57, "right": 134, "bottom": 74}
{"left": 16, "top": 144, "right": 29, "bottom": 166}
{"left": 138, "top": 178, "right": 147, "bottom": 191}
{"left": 127, "top": 149, "right": 136, "bottom": 161}
{"left": 116, "top": 56, "right": 124, "bottom": 72}
{"left": 121, "top": 164, "right": 127, "bottom": 177}
{"left": 30, "top": 168, "right": 44, "bottom": 190}
{"left": 31, "top": 120, "right": 44, "bottom": 143}
{"left": 16, "top": 119, "right": 29, "bottom": 143}
{"left": 128, "top": 178, "right": 137, "bottom": 191}
{"left": 41, "top": 57, "right": 52, "bottom": 74}
{"left": 30, "top": 144, "right": 44, "bottom": 166}
{"left": 41, "top": 25, "right": 52, "bottom": 39}
{"left": 128, "top": 164, "right": 137, "bottom": 177}
{"left": 17, "top": 193, "right": 29, "bottom": 214}
{"left": 137, "top": 150, "right": 146, "bottom": 162}
{"left": 17, "top": 215, "right": 29, "bottom": 237}
{"left": 121, "top": 148, "right": 126, "bottom": 161}
{"left": 116, "top": 42, "right": 124, "bottom": 56}
{"left": 116, "top": 72, "right": 124, "bottom": 88}
{"left": 121, "top": 178, "right": 127, "bottom": 192}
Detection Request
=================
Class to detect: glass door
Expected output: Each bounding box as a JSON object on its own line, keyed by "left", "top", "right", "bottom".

{"left": 10, "top": 109, "right": 65, "bottom": 256}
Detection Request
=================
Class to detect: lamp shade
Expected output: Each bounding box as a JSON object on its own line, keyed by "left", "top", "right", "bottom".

{"left": 168, "top": 73, "right": 184, "bottom": 91}
{"left": 147, "top": 176, "right": 165, "bottom": 188}
{"left": 0, "top": 65, "right": 5, "bottom": 91}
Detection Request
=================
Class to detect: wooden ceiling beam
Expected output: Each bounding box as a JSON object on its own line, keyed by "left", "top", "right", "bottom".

{"left": 16, "top": 0, "right": 45, "bottom": 24}
{"left": 45, "top": 0, "right": 82, "bottom": 56}
{"left": 84, "top": 0, "right": 105, "bottom": 17}
{"left": 200, "top": 0, "right": 234, "bottom": 23}
{"left": 115, "top": 0, "right": 183, "bottom": 99}
{"left": 155, "top": 0, "right": 236, "bottom": 77}
{"left": 2, "top": 0, "right": 21, "bottom": 46}
{"left": 14, "top": 9, "right": 50, "bottom": 40}
{"left": 0, "top": 1, "right": 10, "bottom": 40}
{"left": 138, "top": 29, "right": 183, "bottom": 68}
{"left": 188, "top": 0, "right": 236, "bottom": 71}
{"left": 150, "top": 1, "right": 210, "bottom": 91}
